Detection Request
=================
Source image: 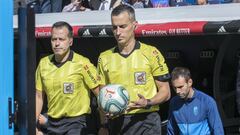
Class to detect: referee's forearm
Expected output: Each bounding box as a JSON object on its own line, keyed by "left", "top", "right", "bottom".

{"left": 91, "top": 85, "right": 100, "bottom": 97}
{"left": 151, "top": 81, "right": 171, "bottom": 105}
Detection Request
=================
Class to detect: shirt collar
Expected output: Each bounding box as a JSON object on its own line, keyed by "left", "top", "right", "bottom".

{"left": 51, "top": 50, "right": 73, "bottom": 67}
{"left": 185, "top": 88, "right": 196, "bottom": 102}
{"left": 113, "top": 41, "right": 140, "bottom": 53}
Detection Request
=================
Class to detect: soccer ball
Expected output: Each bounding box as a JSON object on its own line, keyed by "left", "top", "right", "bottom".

{"left": 98, "top": 84, "right": 130, "bottom": 115}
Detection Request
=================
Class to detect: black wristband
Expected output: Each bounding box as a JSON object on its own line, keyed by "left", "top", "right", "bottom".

{"left": 144, "top": 99, "right": 152, "bottom": 109}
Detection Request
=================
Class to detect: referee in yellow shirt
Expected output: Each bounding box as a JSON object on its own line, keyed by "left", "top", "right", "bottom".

{"left": 35, "top": 21, "right": 100, "bottom": 135}
{"left": 97, "top": 5, "right": 171, "bottom": 135}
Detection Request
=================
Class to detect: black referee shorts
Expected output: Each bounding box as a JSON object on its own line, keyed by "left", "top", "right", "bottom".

{"left": 109, "top": 112, "right": 161, "bottom": 135}
{"left": 47, "top": 115, "right": 88, "bottom": 135}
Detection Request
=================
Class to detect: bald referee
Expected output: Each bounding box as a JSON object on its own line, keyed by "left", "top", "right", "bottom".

{"left": 35, "top": 21, "right": 100, "bottom": 135}
{"left": 97, "top": 5, "right": 171, "bottom": 135}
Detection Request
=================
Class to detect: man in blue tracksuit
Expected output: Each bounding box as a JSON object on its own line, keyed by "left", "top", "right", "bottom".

{"left": 167, "top": 67, "right": 224, "bottom": 135}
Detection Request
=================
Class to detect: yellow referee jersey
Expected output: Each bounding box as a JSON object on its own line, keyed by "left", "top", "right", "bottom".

{"left": 36, "top": 51, "right": 100, "bottom": 118}
{"left": 97, "top": 42, "right": 169, "bottom": 114}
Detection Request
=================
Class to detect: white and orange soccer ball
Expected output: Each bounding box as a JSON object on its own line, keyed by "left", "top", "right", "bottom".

{"left": 98, "top": 84, "right": 130, "bottom": 115}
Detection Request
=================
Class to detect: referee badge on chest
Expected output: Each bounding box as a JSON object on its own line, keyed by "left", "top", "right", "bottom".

{"left": 63, "top": 82, "right": 74, "bottom": 94}
{"left": 134, "top": 72, "right": 146, "bottom": 85}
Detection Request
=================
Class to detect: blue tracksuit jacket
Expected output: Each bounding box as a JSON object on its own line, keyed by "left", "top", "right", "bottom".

{"left": 167, "top": 89, "right": 224, "bottom": 135}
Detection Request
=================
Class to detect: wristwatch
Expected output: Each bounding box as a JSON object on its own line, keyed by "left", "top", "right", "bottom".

{"left": 144, "top": 99, "right": 152, "bottom": 109}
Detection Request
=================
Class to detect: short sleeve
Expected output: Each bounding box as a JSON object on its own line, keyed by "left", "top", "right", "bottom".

{"left": 81, "top": 59, "right": 101, "bottom": 89}
{"left": 35, "top": 62, "right": 43, "bottom": 91}
{"left": 97, "top": 55, "right": 108, "bottom": 85}
{"left": 150, "top": 48, "right": 169, "bottom": 77}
